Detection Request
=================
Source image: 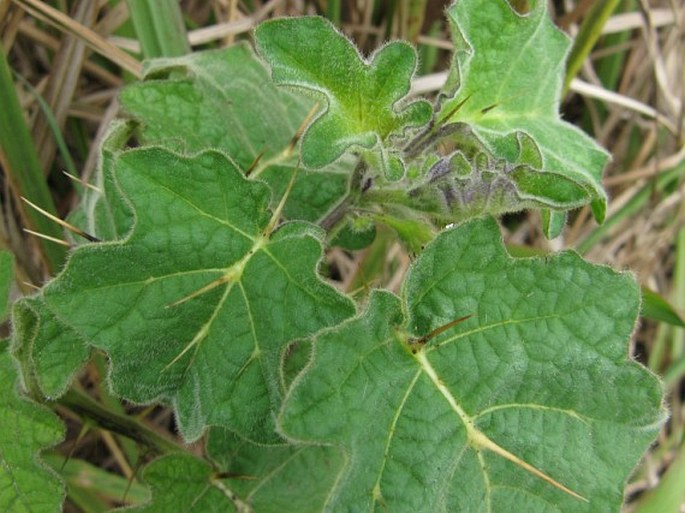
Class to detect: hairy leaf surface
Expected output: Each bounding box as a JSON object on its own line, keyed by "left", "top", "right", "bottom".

{"left": 207, "top": 428, "right": 346, "bottom": 512}
{"left": 255, "top": 17, "right": 432, "bottom": 169}
{"left": 119, "top": 43, "right": 349, "bottom": 223}
{"left": 12, "top": 296, "right": 89, "bottom": 398}
{"left": 280, "top": 218, "right": 664, "bottom": 512}
{"left": 70, "top": 120, "right": 136, "bottom": 241}
{"left": 42, "top": 147, "right": 355, "bottom": 442}
{"left": 0, "top": 346, "right": 64, "bottom": 512}
{"left": 125, "top": 455, "right": 237, "bottom": 513}
{"left": 438, "top": 0, "right": 609, "bottom": 221}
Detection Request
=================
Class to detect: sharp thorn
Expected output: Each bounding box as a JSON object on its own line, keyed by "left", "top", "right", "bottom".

{"left": 244, "top": 150, "right": 266, "bottom": 177}
{"left": 63, "top": 171, "right": 102, "bottom": 193}
{"left": 21, "top": 197, "right": 100, "bottom": 242}
{"left": 472, "top": 431, "right": 588, "bottom": 502}
{"left": 416, "top": 314, "right": 474, "bottom": 345}
{"left": 263, "top": 162, "right": 299, "bottom": 237}
{"left": 439, "top": 94, "right": 473, "bottom": 124}
{"left": 286, "top": 102, "right": 320, "bottom": 153}
{"left": 165, "top": 274, "right": 232, "bottom": 308}
{"left": 213, "top": 471, "right": 258, "bottom": 481}
{"left": 23, "top": 228, "right": 70, "bottom": 247}
{"left": 480, "top": 102, "right": 499, "bottom": 115}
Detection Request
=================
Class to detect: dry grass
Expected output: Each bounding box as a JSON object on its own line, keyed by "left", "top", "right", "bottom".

{"left": 1, "top": 0, "right": 684, "bottom": 511}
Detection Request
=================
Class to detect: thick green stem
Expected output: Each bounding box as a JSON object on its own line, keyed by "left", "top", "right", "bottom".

{"left": 58, "top": 388, "right": 184, "bottom": 455}
{"left": 319, "top": 159, "right": 368, "bottom": 231}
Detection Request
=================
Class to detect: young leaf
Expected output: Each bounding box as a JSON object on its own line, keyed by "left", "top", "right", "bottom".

{"left": 438, "top": 0, "right": 609, "bottom": 221}
{"left": 255, "top": 17, "right": 432, "bottom": 169}
{"left": 42, "top": 147, "right": 355, "bottom": 442}
{"left": 0, "top": 345, "right": 65, "bottom": 512}
{"left": 124, "top": 454, "right": 238, "bottom": 512}
{"left": 280, "top": 218, "right": 664, "bottom": 512}
{"left": 119, "top": 43, "right": 349, "bottom": 224}
{"left": 401, "top": 129, "right": 595, "bottom": 225}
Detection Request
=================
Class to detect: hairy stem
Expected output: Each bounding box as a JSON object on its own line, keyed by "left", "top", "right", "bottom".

{"left": 58, "top": 388, "right": 184, "bottom": 455}
{"left": 319, "top": 159, "right": 368, "bottom": 231}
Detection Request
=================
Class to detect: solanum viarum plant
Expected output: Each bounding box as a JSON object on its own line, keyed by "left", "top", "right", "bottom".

{"left": 1, "top": 1, "right": 665, "bottom": 512}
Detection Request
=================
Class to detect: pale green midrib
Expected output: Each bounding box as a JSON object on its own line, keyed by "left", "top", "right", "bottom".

{"left": 415, "top": 351, "right": 474, "bottom": 427}
{"left": 234, "top": 280, "right": 265, "bottom": 386}
{"left": 370, "top": 368, "right": 422, "bottom": 509}
{"left": 169, "top": 276, "right": 236, "bottom": 370}
{"left": 415, "top": 345, "right": 588, "bottom": 503}
{"left": 322, "top": 450, "right": 350, "bottom": 513}
{"left": 211, "top": 476, "right": 251, "bottom": 512}
{"left": 163, "top": 232, "right": 270, "bottom": 369}
{"left": 476, "top": 449, "right": 493, "bottom": 513}
{"left": 414, "top": 350, "right": 495, "bottom": 510}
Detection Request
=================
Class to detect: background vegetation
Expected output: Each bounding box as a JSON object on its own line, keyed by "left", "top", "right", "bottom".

{"left": 0, "top": 0, "right": 683, "bottom": 511}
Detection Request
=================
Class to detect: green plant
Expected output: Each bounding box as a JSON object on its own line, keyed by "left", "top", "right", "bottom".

{"left": 2, "top": 1, "right": 667, "bottom": 511}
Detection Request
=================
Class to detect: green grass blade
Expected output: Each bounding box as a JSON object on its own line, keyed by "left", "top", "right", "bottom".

{"left": 0, "top": 42, "right": 66, "bottom": 273}
{"left": 126, "top": 0, "right": 190, "bottom": 58}
{"left": 641, "top": 287, "right": 685, "bottom": 328}
{"left": 326, "top": 0, "right": 341, "bottom": 25}
{"left": 0, "top": 251, "right": 13, "bottom": 322}
{"left": 575, "top": 161, "right": 685, "bottom": 253}
{"left": 564, "top": 0, "right": 622, "bottom": 94}
{"left": 418, "top": 21, "right": 441, "bottom": 75}
{"left": 12, "top": 71, "right": 78, "bottom": 178}
{"left": 633, "top": 435, "right": 685, "bottom": 513}
{"left": 405, "top": 0, "right": 428, "bottom": 42}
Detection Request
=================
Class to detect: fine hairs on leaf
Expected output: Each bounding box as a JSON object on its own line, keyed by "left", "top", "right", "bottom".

{"left": 1, "top": 1, "right": 667, "bottom": 512}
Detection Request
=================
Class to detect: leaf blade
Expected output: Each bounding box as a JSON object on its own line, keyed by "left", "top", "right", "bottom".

{"left": 119, "top": 43, "right": 349, "bottom": 224}
{"left": 255, "top": 16, "right": 431, "bottom": 169}
{"left": 438, "top": 0, "right": 609, "bottom": 221}
{"left": 0, "top": 345, "right": 65, "bottom": 513}
{"left": 280, "top": 218, "right": 664, "bottom": 512}
{"left": 43, "top": 148, "right": 355, "bottom": 442}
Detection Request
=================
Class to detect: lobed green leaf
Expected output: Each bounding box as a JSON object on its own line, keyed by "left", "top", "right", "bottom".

{"left": 119, "top": 43, "right": 350, "bottom": 224}
{"left": 0, "top": 345, "right": 64, "bottom": 513}
{"left": 207, "top": 428, "right": 346, "bottom": 512}
{"left": 41, "top": 147, "right": 355, "bottom": 442}
{"left": 255, "top": 17, "right": 432, "bottom": 170}
{"left": 438, "top": 0, "right": 609, "bottom": 222}
{"left": 280, "top": 217, "right": 664, "bottom": 512}
{"left": 124, "top": 454, "right": 237, "bottom": 513}
{"left": 11, "top": 296, "right": 89, "bottom": 398}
